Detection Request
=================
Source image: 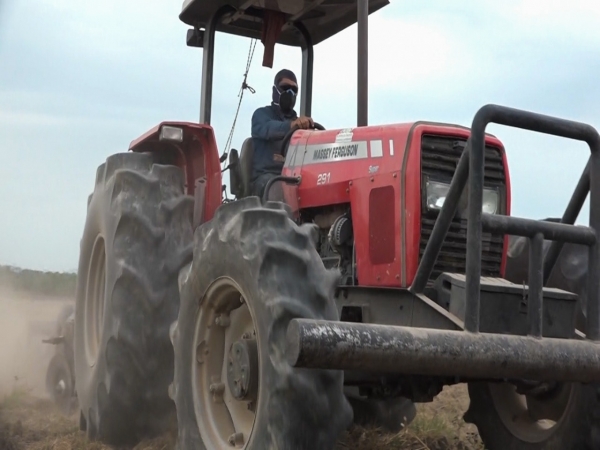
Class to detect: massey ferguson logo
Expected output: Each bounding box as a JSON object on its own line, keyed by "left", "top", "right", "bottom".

{"left": 312, "top": 143, "right": 360, "bottom": 161}
{"left": 296, "top": 140, "right": 368, "bottom": 166}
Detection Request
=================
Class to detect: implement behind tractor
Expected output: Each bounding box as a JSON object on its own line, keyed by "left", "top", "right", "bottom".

{"left": 71, "top": 1, "right": 600, "bottom": 449}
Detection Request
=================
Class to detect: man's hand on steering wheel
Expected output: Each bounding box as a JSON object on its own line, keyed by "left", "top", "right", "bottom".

{"left": 291, "top": 116, "right": 314, "bottom": 130}
{"left": 280, "top": 120, "right": 325, "bottom": 159}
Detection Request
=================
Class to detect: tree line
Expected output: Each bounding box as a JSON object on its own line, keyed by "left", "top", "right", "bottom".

{"left": 0, "top": 265, "right": 77, "bottom": 298}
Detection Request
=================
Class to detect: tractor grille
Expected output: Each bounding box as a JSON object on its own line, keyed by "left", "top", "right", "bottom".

{"left": 419, "top": 135, "right": 505, "bottom": 282}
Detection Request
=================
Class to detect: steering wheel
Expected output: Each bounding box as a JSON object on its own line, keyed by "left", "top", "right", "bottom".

{"left": 280, "top": 122, "right": 325, "bottom": 159}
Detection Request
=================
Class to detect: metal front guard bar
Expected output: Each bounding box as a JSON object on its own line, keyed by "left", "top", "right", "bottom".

{"left": 286, "top": 319, "right": 600, "bottom": 383}
{"left": 413, "top": 104, "right": 600, "bottom": 337}
{"left": 286, "top": 105, "right": 600, "bottom": 384}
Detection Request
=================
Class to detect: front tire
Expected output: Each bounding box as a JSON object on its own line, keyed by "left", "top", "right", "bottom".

{"left": 171, "top": 198, "right": 353, "bottom": 450}
{"left": 472, "top": 222, "right": 600, "bottom": 449}
{"left": 74, "top": 153, "right": 193, "bottom": 446}
{"left": 466, "top": 381, "right": 600, "bottom": 449}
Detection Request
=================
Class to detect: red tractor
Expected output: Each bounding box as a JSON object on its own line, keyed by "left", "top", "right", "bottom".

{"left": 74, "top": 1, "right": 600, "bottom": 449}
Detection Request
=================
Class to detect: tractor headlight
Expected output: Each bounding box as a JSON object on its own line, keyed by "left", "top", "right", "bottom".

{"left": 481, "top": 188, "right": 500, "bottom": 214}
{"left": 159, "top": 125, "right": 184, "bottom": 143}
{"left": 425, "top": 180, "right": 500, "bottom": 214}
{"left": 425, "top": 180, "right": 450, "bottom": 210}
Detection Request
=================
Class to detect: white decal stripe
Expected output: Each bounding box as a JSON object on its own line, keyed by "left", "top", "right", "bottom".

{"left": 390, "top": 139, "right": 395, "bottom": 156}
{"left": 370, "top": 140, "right": 383, "bottom": 158}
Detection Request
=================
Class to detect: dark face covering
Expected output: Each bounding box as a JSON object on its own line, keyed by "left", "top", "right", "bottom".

{"left": 272, "top": 84, "right": 297, "bottom": 115}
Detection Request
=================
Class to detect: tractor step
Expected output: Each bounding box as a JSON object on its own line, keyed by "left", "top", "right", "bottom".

{"left": 286, "top": 318, "right": 600, "bottom": 383}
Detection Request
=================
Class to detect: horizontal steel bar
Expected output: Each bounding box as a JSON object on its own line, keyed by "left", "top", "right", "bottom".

{"left": 472, "top": 104, "right": 600, "bottom": 146}
{"left": 287, "top": 319, "right": 600, "bottom": 382}
{"left": 481, "top": 214, "right": 597, "bottom": 246}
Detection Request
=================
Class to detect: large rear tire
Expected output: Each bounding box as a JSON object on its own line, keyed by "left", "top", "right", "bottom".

{"left": 171, "top": 198, "right": 353, "bottom": 450}
{"left": 74, "top": 153, "right": 193, "bottom": 446}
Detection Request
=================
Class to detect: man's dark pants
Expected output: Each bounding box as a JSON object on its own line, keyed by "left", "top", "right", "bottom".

{"left": 251, "top": 172, "right": 284, "bottom": 202}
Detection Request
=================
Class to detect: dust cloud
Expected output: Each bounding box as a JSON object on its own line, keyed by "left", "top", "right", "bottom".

{"left": 0, "top": 285, "right": 73, "bottom": 398}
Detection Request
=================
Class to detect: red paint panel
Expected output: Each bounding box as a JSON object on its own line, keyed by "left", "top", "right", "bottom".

{"left": 500, "top": 145, "right": 512, "bottom": 278}
{"left": 289, "top": 125, "right": 413, "bottom": 209}
{"left": 285, "top": 121, "right": 511, "bottom": 289}
{"left": 403, "top": 128, "right": 423, "bottom": 288}
{"left": 349, "top": 172, "right": 401, "bottom": 287}
{"left": 129, "top": 121, "right": 222, "bottom": 226}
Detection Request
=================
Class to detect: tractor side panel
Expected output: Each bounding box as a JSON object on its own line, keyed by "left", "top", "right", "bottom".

{"left": 402, "top": 127, "right": 424, "bottom": 288}
{"left": 286, "top": 126, "right": 412, "bottom": 209}
{"left": 284, "top": 123, "right": 511, "bottom": 289}
{"left": 348, "top": 173, "right": 401, "bottom": 286}
{"left": 284, "top": 125, "right": 414, "bottom": 287}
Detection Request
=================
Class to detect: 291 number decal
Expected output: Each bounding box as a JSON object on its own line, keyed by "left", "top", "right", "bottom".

{"left": 317, "top": 173, "right": 331, "bottom": 185}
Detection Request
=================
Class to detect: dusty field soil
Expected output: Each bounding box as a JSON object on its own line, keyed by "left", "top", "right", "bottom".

{"left": 0, "top": 384, "right": 483, "bottom": 450}
{"left": 0, "top": 288, "right": 73, "bottom": 399}
{"left": 0, "top": 288, "right": 484, "bottom": 449}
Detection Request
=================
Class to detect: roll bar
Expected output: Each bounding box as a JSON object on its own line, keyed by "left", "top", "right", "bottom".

{"left": 196, "top": 1, "right": 369, "bottom": 127}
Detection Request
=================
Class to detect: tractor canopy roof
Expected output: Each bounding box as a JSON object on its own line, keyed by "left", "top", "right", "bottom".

{"left": 179, "top": 0, "right": 389, "bottom": 47}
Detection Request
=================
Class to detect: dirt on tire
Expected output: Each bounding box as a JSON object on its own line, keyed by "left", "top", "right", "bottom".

{"left": 171, "top": 198, "right": 353, "bottom": 449}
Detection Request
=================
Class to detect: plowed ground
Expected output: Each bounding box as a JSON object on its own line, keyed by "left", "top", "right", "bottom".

{"left": 0, "top": 289, "right": 484, "bottom": 450}
{"left": 0, "top": 384, "right": 483, "bottom": 450}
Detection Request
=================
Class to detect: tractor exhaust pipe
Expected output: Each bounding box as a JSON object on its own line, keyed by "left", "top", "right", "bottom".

{"left": 286, "top": 319, "right": 600, "bottom": 383}
{"left": 357, "top": 0, "right": 368, "bottom": 127}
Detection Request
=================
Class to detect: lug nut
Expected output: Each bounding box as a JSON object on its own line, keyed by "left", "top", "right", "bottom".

{"left": 215, "top": 315, "right": 231, "bottom": 327}
{"left": 209, "top": 382, "right": 225, "bottom": 403}
{"left": 228, "top": 432, "right": 244, "bottom": 446}
{"left": 196, "top": 341, "right": 207, "bottom": 364}
{"left": 209, "top": 382, "right": 225, "bottom": 394}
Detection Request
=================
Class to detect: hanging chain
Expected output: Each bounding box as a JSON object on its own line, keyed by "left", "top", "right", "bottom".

{"left": 221, "top": 38, "right": 257, "bottom": 171}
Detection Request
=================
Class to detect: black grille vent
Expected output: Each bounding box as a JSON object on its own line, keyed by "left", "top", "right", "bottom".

{"left": 421, "top": 135, "right": 505, "bottom": 183}
{"left": 419, "top": 135, "right": 505, "bottom": 282}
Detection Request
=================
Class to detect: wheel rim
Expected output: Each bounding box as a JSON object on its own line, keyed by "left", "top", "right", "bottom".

{"left": 489, "top": 382, "right": 574, "bottom": 442}
{"left": 84, "top": 235, "right": 106, "bottom": 367}
{"left": 192, "top": 278, "right": 258, "bottom": 449}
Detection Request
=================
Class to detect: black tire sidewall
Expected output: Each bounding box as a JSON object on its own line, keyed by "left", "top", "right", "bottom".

{"left": 74, "top": 186, "right": 110, "bottom": 429}
{"left": 468, "top": 381, "right": 600, "bottom": 450}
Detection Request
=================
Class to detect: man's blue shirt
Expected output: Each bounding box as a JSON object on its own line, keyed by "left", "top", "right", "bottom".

{"left": 250, "top": 104, "right": 294, "bottom": 182}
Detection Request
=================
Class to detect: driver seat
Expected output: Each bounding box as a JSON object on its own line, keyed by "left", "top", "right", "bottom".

{"left": 238, "top": 137, "right": 255, "bottom": 198}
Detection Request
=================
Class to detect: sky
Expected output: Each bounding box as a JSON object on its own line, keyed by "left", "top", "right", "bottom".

{"left": 1, "top": 0, "right": 599, "bottom": 272}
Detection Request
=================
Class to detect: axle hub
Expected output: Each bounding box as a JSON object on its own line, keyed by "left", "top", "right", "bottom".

{"left": 227, "top": 338, "right": 258, "bottom": 402}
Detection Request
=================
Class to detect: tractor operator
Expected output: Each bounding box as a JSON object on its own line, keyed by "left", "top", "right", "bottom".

{"left": 250, "top": 69, "right": 314, "bottom": 199}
